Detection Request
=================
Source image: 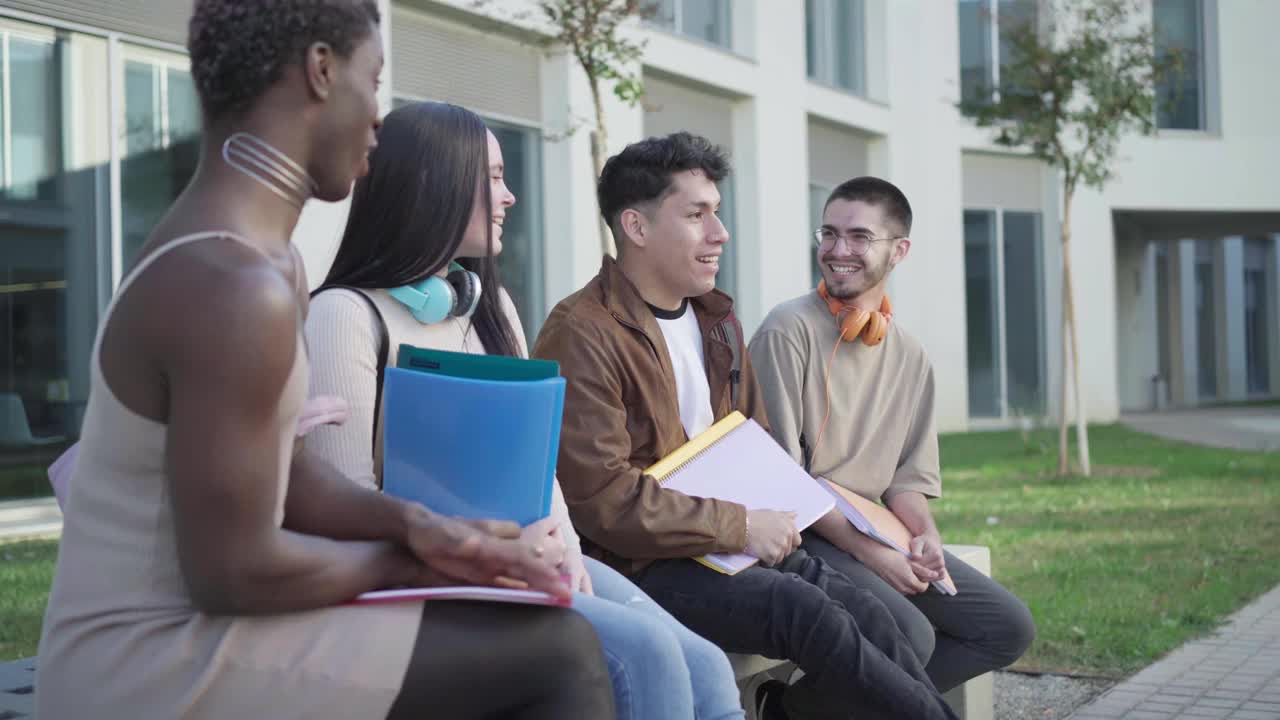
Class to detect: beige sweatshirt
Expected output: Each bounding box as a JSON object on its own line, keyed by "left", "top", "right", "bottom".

{"left": 304, "top": 286, "right": 581, "bottom": 556}
{"left": 747, "top": 292, "right": 941, "bottom": 504}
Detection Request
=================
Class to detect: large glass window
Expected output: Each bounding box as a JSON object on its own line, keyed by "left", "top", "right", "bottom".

{"left": 650, "top": 0, "right": 732, "bottom": 49}
{"left": 712, "top": 176, "right": 737, "bottom": 297}
{"left": 1243, "top": 238, "right": 1270, "bottom": 396}
{"left": 958, "top": 0, "right": 1038, "bottom": 107}
{"left": 1, "top": 23, "right": 110, "bottom": 499}
{"left": 487, "top": 118, "right": 546, "bottom": 345}
{"left": 806, "top": 0, "right": 865, "bottom": 96}
{"left": 121, "top": 49, "right": 201, "bottom": 266}
{"left": 964, "top": 208, "right": 1045, "bottom": 418}
{"left": 1153, "top": 0, "right": 1205, "bottom": 130}
{"left": 1002, "top": 211, "right": 1045, "bottom": 414}
{"left": 965, "top": 210, "right": 1001, "bottom": 417}
{"left": 808, "top": 183, "right": 829, "bottom": 289}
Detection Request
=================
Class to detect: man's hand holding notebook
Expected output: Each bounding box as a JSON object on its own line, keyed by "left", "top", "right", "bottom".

{"left": 644, "top": 412, "right": 835, "bottom": 574}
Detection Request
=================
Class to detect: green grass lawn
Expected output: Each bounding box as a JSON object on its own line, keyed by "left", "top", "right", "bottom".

{"left": 0, "top": 463, "right": 58, "bottom": 500}
{"left": 935, "top": 423, "right": 1280, "bottom": 678}
{"left": 0, "top": 539, "right": 57, "bottom": 661}
{"left": 1, "top": 423, "right": 1277, "bottom": 677}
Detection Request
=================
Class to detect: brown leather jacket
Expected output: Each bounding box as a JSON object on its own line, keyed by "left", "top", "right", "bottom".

{"left": 532, "top": 256, "right": 772, "bottom": 575}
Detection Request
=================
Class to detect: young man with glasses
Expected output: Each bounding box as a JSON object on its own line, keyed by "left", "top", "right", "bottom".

{"left": 748, "top": 177, "right": 1036, "bottom": 706}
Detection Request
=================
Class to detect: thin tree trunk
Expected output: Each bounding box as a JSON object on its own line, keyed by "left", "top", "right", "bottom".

{"left": 1058, "top": 189, "right": 1092, "bottom": 477}
{"left": 587, "top": 76, "right": 617, "bottom": 258}
{"left": 1058, "top": 247, "right": 1071, "bottom": 476}
{"left": 1062, "top": 219, "right": 1091, "bottom": 476}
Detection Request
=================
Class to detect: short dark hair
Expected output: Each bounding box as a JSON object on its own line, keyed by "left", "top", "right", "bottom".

{"left": 597, "top": 132, "right": 731, "bottom": 241}
{"left": 188, "top": 0, "right": 380, "bottom": 122}
{"left": 825, "top": 176, "right": 913, "bottom": 236}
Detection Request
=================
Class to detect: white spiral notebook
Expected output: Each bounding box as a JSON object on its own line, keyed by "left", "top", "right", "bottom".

{"left": 645, "top": 412, "right": 836, "bottom": 574}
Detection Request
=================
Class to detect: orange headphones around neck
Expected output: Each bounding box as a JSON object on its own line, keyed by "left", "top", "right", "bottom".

{"left": 816, "top": 280, "right": 893, "bottom": 346}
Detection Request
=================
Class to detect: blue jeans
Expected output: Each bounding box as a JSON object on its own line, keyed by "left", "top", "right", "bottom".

{"left": 575, "top": 556, "right": 744, "bottom": 720}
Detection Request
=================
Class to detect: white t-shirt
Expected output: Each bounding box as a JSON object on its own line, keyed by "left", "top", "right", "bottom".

{"left": 651, "top": 300, "right": 714, "bottom": 439}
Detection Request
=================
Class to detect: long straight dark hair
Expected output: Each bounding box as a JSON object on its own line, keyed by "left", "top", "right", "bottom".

{"left": 322, "top": 101, "right": 520, "bottom": 358}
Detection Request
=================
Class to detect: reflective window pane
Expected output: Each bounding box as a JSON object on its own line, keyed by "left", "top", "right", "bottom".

{"left": 1154, "top": 0, "right": 1204, "bottom": 130}
{"left": 1243, "top": 238, "right": 1270, "bottom": 395}
{"left": 965, "top": 210, "right": 1000, "bottom": 417}
{"left": 9, "top": 37, "right": 60, "bottom": 202}
{"left": 125, "top": 61, "right": 158, "bottom": 153}
{"left": 681, "top": 0, "right": 730, "bottom": 47}
{"left": 832, "top": 0, "right": 865, "bottom": 94}
{"left": 167, "top": 68, "right": 201, "bottom": 143}
{"left": 805, "top": 0, "right": 821, "bottom": 79}
{"left": 1003, "top": 211, "right": 1044, "bottom": 415}
{"left": 958, "top": 0, "right": 993, "bottom": 105}
{"left": 121, "top": 53, "right": 200, "bottom": 266}
{"left": 998, "top": 0, "right": 1037, "bottom": 98}
{"left": 649, "top": 0, "right": 731, "bottom": 49}
{"left": 714, "top": 176, "right": 736, "bottom": 297}
{"left": 806, "top": 0, "right": 865, "bottom": 96}
{"left": 488, "top": 120, "right": 545, "bottom": 345}
{"left": 649, "top": 0, "right": 677, "bottom": 30}
{"left": 1, "top": 27, "right": 107, "bottom": 500}
{"left": 809, "top": 184, "right": 828, "bottom": 289}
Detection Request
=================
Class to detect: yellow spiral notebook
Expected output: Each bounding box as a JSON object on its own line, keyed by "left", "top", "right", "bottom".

{"left": 645, "top": 412, "right": 836, "bottom": 574}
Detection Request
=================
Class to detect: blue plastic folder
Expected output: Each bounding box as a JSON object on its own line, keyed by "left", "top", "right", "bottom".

{"left": 381, "top": 346, "right": 565, "bottom": 526}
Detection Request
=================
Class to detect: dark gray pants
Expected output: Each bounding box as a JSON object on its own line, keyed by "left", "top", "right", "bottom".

{"left": 802, "top": 531, "right": 1036, "bottom": 693}
{"left": 632, "top": 548, "right": 959, "bottom": 720}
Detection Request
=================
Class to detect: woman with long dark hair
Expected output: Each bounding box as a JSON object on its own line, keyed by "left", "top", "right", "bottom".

{"left": 35, "top": 3, "right": 614, "bottom": 719}
{"left": 306, "top": 100, "right": 745, "bottom": 720}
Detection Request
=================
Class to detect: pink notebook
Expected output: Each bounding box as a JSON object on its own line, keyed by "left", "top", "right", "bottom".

{"left": 351, "top": 586, "right": 573, "bottom": 607}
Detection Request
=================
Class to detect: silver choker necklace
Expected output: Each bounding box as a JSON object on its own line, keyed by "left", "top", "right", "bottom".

{"left": 221, "top": 131, "right": 318, "bottom": 209}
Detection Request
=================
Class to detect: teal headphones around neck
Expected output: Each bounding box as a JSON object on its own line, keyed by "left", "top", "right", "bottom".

{"left": 387, "top": 262, "right": 482, "bottom": 324}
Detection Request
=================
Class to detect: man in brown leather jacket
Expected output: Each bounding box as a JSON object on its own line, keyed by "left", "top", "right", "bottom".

{"left": 533, "top": 132, "right": 957, "bottom": 720}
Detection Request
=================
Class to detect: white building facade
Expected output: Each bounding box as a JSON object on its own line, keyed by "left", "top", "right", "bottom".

{"left": 0, "top": 0, "right": 1277, "bottom": 498}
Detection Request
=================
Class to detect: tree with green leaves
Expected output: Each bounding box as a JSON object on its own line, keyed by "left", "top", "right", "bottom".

{"left": 961, "top": 0, "right": 1182, "bottom": 477}
{"left": 541, "top": 0, "right": 647, "bottom": 257}
{"left": 474, "top": 0, "right": 648, "bottom": 257}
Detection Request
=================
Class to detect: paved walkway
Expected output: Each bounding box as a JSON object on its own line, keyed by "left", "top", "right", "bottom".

{"left": 1122, "top": 406, "right": 1280, "bottom": 452}
{"left": 0, "top": 499, "right": 60, "bottom": 543}
{"left": 1068, "top": 584, "right": 1280, "bottom": 719}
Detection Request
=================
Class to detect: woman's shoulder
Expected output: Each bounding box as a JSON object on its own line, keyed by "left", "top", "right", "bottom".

{"left": 493, "top": 286, "right": 530, "bottom": 357}
{"left": 305, "top": 287, "right": 389, "bottom": 346}
{"left": 309, "top": 287, "right": 379, "bottom": 319}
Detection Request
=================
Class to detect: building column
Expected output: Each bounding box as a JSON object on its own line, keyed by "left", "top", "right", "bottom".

{"left": 1215, "top": 236, "right": 1248, "bottom": 401}
{"left": 1168, "top": 239, "right": 1200, "bottom": 406}
{"left": 732, "top": 1, "right": 808, "bottom": 331}
{"left": 1115, "top": 235, "right": 1161, "bottom": 411}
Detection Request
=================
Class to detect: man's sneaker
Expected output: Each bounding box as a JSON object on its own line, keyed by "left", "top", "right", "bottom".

{"left": 754, "top": 679, "right": 790, "bottom": 720}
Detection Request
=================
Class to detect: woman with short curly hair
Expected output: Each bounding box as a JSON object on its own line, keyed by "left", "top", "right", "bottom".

{"left": 34, "top": 2, "right": 615, "bottom": 718}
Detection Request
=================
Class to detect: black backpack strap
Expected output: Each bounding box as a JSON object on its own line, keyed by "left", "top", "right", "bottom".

{"left": 310, "top": 285, "right": 389, "bottom": 456}
{"left": 713, "top": 310, "right": 744, "bottom": 411}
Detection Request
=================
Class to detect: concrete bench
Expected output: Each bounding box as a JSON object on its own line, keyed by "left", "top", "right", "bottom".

{"left": 3, "top": 547, "right": 995, "bottom": 720}
{"left": 730, "top": 544, "right": 994, "bottom": 720}
{"left": 0, "top": 656, "right": 35, "bottom": 719}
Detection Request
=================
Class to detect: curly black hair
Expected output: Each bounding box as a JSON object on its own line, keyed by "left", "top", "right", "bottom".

{"left": 188, "top": 0, "right": 380, "bottom": 121}
{"left": 597, "top": 131, "right": 731, "bottom": 239}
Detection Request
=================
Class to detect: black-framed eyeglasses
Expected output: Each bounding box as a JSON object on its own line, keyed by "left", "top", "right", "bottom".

{"left": 813, "top": 228, "right": 903, "bottom": 255}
